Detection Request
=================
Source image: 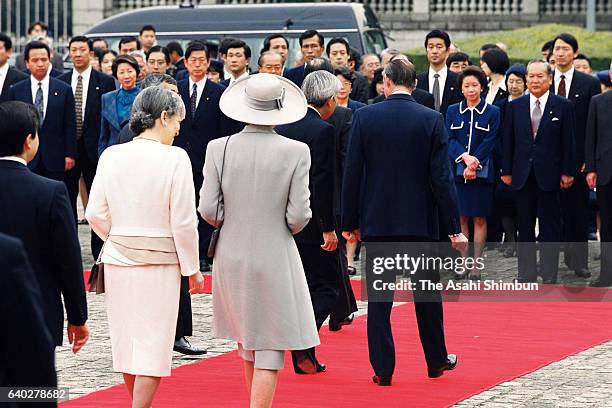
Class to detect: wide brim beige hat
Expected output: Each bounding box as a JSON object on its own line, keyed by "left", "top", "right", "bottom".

{"left": 220, "top": 73, "right": 307, "bottom": 126}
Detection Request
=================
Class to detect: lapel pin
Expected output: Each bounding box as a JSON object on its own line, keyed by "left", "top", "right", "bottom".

{"left": 206, "top": 97, "right": 210, "bottom": 101}
{"left": 575, "top": 94, "right": 579, "bottom": 98}
{"left": 54, "top": 92, "right": 58, "bottom": 96}
{"left": 96, "top": 86, "right": 100, "bottom": 90}
{"left": 550, "top": 111, "right": 553, "bottom": 114}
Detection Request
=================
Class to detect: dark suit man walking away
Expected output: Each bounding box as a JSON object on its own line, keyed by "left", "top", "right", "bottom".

{"left": 342, "top": 60, "right": 466, "bottom": 386}
{"left": 550, "top": 33, "right": 601, "bottom": 279}
{"left": 276, "top": 70, "right": 340, "bottom": 374}
{"left": 501, "top": 60, "right": 576, "bottom": 283}
{"left": 0, "top": 101, "right": 89, "bottom": 354}
{"left": 585, "top": 72, "right": 612, "bottom": 287}
{"left": 0, "top": 233, "right": 58, "bottom": 401}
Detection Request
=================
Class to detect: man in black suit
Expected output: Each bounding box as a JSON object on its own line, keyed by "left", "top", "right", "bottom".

{"left": 303, "top": 58, "right": 358, "bottom": 331}
{"left": 0, "top": 100, "right": 89, "bottom": 354}
{"left": 9, "top": 41, "right": 77, "bottom": 185}
{"left": 284, "top": 30, "right": 325, "bottom": 88}
{"left": 416, "top": 30, "right": 462, "bottom": 117}
{"left": 59, "top": 36, "right": 116, "bottom": 260}
{"left": 326, "top": 37, "right": 369, "bottom": 103}
{"left": 586, "top": 72, "right": 612, "bottom": 287}
{"left": 173, "top": 41, "right": 237, "bottom": 355}
{"left": 502, "top": 60, "right": 576, "bottom": 283}
{"left": 0, "top": 233, "right": 57, "bottom": 398}
{"left": 342, "top": 59, "right": 465, "bottom": 386}
{"left": 276, "top": 70, "right": 340, "bottom": 374}
{"left": 167, "top": 41, "right": 186, "bottom": 78}
{"left": 0, "top": 33, "right": 28, "bottom": 103}
{"left": 219, "top": 39, "right": 250, "bottom": 87}
{"left": 551, "top": 33, "right": 601, "bottom": 279}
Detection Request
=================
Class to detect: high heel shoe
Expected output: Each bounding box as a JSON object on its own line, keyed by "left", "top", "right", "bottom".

{"left": 329, "top": 314, "right": 354, "bottom": 332}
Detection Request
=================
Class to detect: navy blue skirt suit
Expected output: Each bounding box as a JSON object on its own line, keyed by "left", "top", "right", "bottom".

{"left": 446, "top": 98, "right": 500, "bottom": 217}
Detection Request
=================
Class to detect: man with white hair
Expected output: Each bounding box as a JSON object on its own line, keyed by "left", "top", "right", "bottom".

{"left": 276, "top": 70, "right": 341, "bottom": 375}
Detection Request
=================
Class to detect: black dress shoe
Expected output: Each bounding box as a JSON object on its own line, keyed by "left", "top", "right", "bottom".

{"left": 574, "top": 268, "right": 591, "bottom": 278}
{"left": 329, "top": 314, "right": 354, "bottom": 332}
{"left": 293, "top": 350, "right": 317, "bottom": 374}
{"left": 316, "top": 361, "right": 326, "bottom": 372}
{"left": 590, "top": 279, "right": 612, "bottom": 287}
{"left": 173, "top": 337, "right": 207, "bottom": 355}
{"left": 428, "top": 354, "right": 457, "bottom": 378}
{"left": 372, "top": 375, "right": 392, "bottom": 386}
{"left": 199, "top": 259, "right": 211, "bottom": 272}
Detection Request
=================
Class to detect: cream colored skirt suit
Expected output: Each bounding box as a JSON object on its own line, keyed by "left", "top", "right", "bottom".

{"left": 86, "top": 138, "right": 200, "bottom": 377}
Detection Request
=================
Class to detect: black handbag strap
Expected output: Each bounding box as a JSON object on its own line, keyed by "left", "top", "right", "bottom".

{"left": 213, "top": 135, "right": 232, "bottom": 226}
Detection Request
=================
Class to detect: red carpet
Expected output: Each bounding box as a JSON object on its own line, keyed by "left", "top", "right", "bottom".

{"left": 62, "top": 301, "right": 612, "bottom": 407}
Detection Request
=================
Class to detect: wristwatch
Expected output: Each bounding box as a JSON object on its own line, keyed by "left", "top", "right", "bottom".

{"left": 448, "top": 233, "right": 462, "bottom": 238}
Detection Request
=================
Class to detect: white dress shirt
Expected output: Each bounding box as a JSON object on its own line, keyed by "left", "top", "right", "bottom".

{"left": 554, "top": 66, "right": 574, "bottom": 96}
{"left": 229, "top": 70, "right": 249, "bottom": 85}
{"left": 0, "top": 63, "right": 9, "bottom": 95}
{"left": 30, "top": 74, "right": 50, "bottom": 117}
{"left": 428, "top": 65, "right": 448, "bottom": 102}
{"left": 71, "top": 65, "right": 92, "bottom": 121}
{"left": 530, "top": 91, "right": 550, "bottom": 118}
{"left": 485, "top": 80, "right": 507, "bottom": 105}
{"left": 0, "top": 156, "right": 27, "bottom": 166}
{"left": 188, "top": 76, "right": 207, "bottom": 109}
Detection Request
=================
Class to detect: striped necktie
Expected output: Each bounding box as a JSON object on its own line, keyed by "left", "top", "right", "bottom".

{"left": 75, "top": 75, "right": 83, "bottom": 139}
{"left": 34, "top": 82, "right": 44, "bottom": 123}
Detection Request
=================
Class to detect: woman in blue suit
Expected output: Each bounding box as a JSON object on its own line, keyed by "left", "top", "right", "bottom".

{"left": 98, "top": 55, "right": 140, "bottom": 157}
{"left": 446, "top": 66, "right": 500, "bottom": 279}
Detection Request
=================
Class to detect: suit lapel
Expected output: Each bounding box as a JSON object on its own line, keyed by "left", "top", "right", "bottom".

{"left": 1, "top": 69, "right": 14, "bottom": 96}
{"left": 442, "top": 74, "right": 457, "bottom": 111}
{"left": 84, "top": 71, "right": 99, "bottom": 121}
{"left": 102, "top": 91, "right": 120, "bottom": 131}
{"left": 194, "top": 81, "right": 214, "bottom": 121}
{"left": 179, "top": 80, "right": 192, "bottom": 121}
{"left": 43, "top": 79, "right": 61, "bottom": 127}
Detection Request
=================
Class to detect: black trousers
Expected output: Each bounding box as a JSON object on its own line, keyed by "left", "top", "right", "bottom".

{"left": 597, "top": 183, "right": 612, "bottom": 283}
{"left": 175, "top": 276, "right": 193, "bottom": 339}
{"left": 364, "top": 236, "right": 448, "bottom": 377}
{"left": 65, "top": 139, "right": 104, "bottom": 261}
{"left": 515, "top": 172, "right": 562, "bottom": 282}
{"left": 291, "top": 243, "right": 340, "bottom": 367}
{"left": 329, "top": 219, "right": 358, "bottom": 324}
{"left": 561, "top": 173, "right": 590, "bottom": 270}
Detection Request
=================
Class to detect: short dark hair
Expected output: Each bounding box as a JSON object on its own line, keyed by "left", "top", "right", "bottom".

{"left": 446, "top": 52, "right": 472, "bottom": 67}
{"left": 224, "top": 39, "right": 251, "bottom": 59}
{"left": 553, "top": 33, "right": 579, "bottom": 53}
{"left": 27, "top": 21, "right": 47, "bottom": 35}
{"left": 112, "top": 55, "right": 140, "bottom": 79}
{"left": 146, "top": 45, "right": 170, "bottom": 64}
{"left": 481, "top": 48, "right": 510, "bottom": 75}
{"left": 219, "top": 38, "right": 239, "bottom": 55}
{"left": 139, "top": 25, "right": 156, "bottom": 35}
{"left": 349, "top": 47, "right": 362, "bottom": 71}
{"left": 334, "top": 66, "right": 356, "bottom": 85}
{"left": 369, "top": 67, "right": 384, "bottom": 99}
{"left": 92, "top": 47, "right": 105, "bottom": 61}
{"left": 299, "top": 30, "right": 324, "bottom": 47}
{"left": 98, "top": 49, "right": 117, "bottom": 67}
{"left": 91, "top": 37, "right": 108, "bottom": 48}
{"left": 166, "top": 41, "right": 184, "bottom": 57}
{"left": 383, "top": 59, "right": 417, "bottom": 89}
{"left": 185, "top": 41, "right": 209, "bottom": 61}
{"left": 480, "top": 43, "right": 498, "bottom": 53}
{"left": 575, "top": 53, "right": 592, "bottom": 67}
{"left": 262, "top": 34, "right": 289, "bottom": 53}
{"left": 0, "top": 101, "right": 40, "bottom": 156}
{"left": 68, "top": 35, "right": 91, "bottom": 50}
{"left": 304, "top": 58, "right": 334, "bottom": 76}
{"left": 119, "top": 36, "right": 141, "bottom": 51}
{"left": 541, "top": 40, "right": 554, "bottom": 53}
{"left": 24, "top": 41, "right": 50, "bottom": 61}
{"left": 326, "top": 38, "right": 350, "bottom": 56}
{"left": 458, "top": 66, "right": 488, "bottom": 91}
{"left": 0, "top": 33, "right": 12, "bottom": 50}
{"left": 207, "top": 59, "right": 224, "bottom": 80}
{"left": 424, "top": 30, "right": 451, "bottom": 49}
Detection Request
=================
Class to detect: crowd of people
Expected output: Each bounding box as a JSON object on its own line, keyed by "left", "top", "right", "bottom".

{"left": 1, "top": 19, "right": 612, "bottom": 408}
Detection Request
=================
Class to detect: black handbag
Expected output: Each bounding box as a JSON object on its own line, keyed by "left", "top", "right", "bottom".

{"left": 207, "top": 136, "right": 232, "bottom": 258}
{"left": 88, "top": 241, "right": 106, "bottom": 294}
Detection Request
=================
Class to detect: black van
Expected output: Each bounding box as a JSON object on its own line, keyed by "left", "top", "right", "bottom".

{"left": 84, "top": 3, "right": 387, "bottom": 69}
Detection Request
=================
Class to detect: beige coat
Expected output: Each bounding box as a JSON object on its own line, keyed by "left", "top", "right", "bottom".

{"left": 199, "top": 125, "right": 320, "bottom": 351}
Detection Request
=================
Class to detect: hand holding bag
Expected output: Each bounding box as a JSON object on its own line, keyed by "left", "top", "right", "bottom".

{"left": 207, "top": 135, "right": 232, "bottom": 258}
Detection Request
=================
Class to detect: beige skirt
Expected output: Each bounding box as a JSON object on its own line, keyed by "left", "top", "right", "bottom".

{"left": 104, "top": 263, "right": 181, "bottom": 377}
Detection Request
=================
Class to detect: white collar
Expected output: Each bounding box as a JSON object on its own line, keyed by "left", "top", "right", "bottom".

{"left": 555, "top": 66, "right": 575, "bottom": 83}
{"left": 0, "top": 156, "right": 27, "bottom": 166}
{"left": 230, "top": 70, "right": 249, "bottom": 83}
{"left": 189, "top": 76, "right": 207, "bottom": 88}
{"left": 72, "top": 65, "right": 93, "bottom": 81}
{"left": 530, "top": 90, "right": 550, "bottom": 109}
{"left": 391, "top": 90, "right": 411, "bottom": 96}
{"left": 429, "top": 65, "right": 448, "bottom": 79}
{"left": 0, "top": 63, "right": 9, "bottom": 76}
{"left": 30, "top": 74, "right": 50, "bottom": 89}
